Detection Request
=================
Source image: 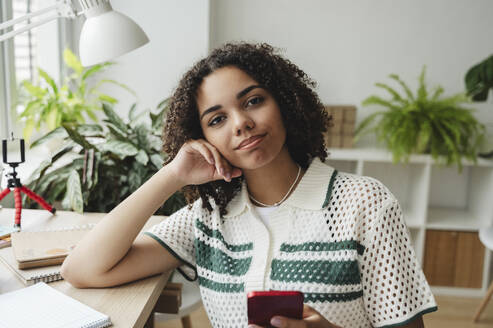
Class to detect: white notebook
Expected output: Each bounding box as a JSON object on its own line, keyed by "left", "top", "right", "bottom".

{"left": 0, "top": 282, "right": 112, "bottom": 328}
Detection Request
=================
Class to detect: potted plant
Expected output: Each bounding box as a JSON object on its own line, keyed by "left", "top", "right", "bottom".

{"left": 24, "top": 100, "right": 185, "bottom": 215}
{"left": 465, "top": 54, "right": 493, "bottom": 158}
{"left": 17, "top": 48, "right": 133, "bottom": 143}
{"left": 355, "top": 66, "right": 485, "bottom": 171}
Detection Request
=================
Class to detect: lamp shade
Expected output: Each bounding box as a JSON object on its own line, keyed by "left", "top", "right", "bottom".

{"left": 79, "top": 4, "right": 149, "bottom": 67}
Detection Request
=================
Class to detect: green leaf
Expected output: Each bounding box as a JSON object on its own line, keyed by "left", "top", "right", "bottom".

{"left": 416, "top": 66, "right": 428, "bottom": 102}
{"left": 375, "top": 83, "right": 406, "bottom": 104}
{"left": 84, "top": 106, "right": 99, "bottom": 122}
{"left": 75, "top": 124, "right": 103, "bottom": 137}
{"left": 63, "top": 48, "right": 83, "bottom": 75}
{"left": 26, "top": 145, "right": 75, "bottom": 187}
{"left": 85, "top": 149, "right": 96, "bottom": 189}
{"left": 354, "top": 111, "right": 384, "bottom": 139}
{"left": 151, "top": 106, "right": 167, "bottom": 131}
{"left": 129, "top": 110, "right": 148, "bottom": 127}
{"left": 38, "top": 68, "right": 58, "bottom": 94}
{"left": 91, "top": 153, "right": 101, "bottom": 190}
{"left": 102, "top": 103, "right": 128, "bottom": 132}
{"left": 33, "top": 174, "right": 60, "bottom": 198}
{"left": 19, "top": 100, "right": 42, "bottom": 118}
{"left": 22, "top": 80, "right": 46, "bottom": 98}
{"left": 148, "top": 135, "right": 162, "bottom": 151}
{"left": 25, "top": 160, "right": 52, "bottom": 186}
{"left": 135, "top": 124, "right": 150, "bottom": 150}
{"left": 150, "top": 154, "right": 164, "bottom": 168}
{"left": 98, "top": 79, "right": 136, "bottom": 97}
{"left": 62, "top": 123, "right": 97, "bottom": 150}
{"left": 465, "top": 54, "right": 493, "bottom": 101}
{"left": 431, "top": 86, "right": 444, "bottom": 100}
{"left": 50, "top": 182, "right": 66, "bottom": 202}
{"left": 106, "top": 123, "right": 128, "bottom": 140}
{"left": 362, "top": 95, "right": 400, "bottom": 111}
{"left": 128, "top": 103, "right": 138, "bottom": 121}
{"left": 98, "top": 94, "right": 118, "bottom": 104}
{"left": 135, "top": 149, "right": 149, "bottom": 165}
{"left": 97, "top": 140, "right": 139, "bottom": 159}
{"left": 52, "top": 145, "right": 75, "bottom": 162}
{"left": 67, "top": 169, "right": 84, "bottom": 213}
{"left": 389, "top": 73, "right": 415, "bottom": 101}
{"left": 415, "top": 120, "right": 432, "bottom": 153}
{"left": 30, "top": 127, "right": 68, "bottom": 148}
{"left": 157, "top": 98, "right": 170, "bottom": 109}
{"left": 82, "top": 62, "right": 114, "bottom": 81}
{"left": 23, "top": 118, "right": 36, "bottom": 142}
{"left": 39, "top": 100, "right": 54, "bottom": 128}
{"left": 46, "top": 103, "right": 59, "bottom": 130}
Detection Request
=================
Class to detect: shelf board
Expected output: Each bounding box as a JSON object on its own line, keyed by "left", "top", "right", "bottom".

{"left": 327, "top": 148, "right": 493, "bottom": 167}
{"left": 426, "top": 207, "right": 481, "bottom": 231}
{"left": 431, "top": 286, "right": 486, "bottom": 297}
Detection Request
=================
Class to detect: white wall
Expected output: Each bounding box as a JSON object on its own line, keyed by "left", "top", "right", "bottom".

{"left": 95, "top": 0, "right": 210, "bottom": 116}
{"left": 210, "top": 0, "right": 493, "bottom": 149}
{"left": 35, "top": 0, "right": 61, "bottom": 85}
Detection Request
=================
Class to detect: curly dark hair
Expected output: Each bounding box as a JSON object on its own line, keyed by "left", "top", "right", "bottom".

{"left": 162, "top": 42, "right": 331, "bottom": 215}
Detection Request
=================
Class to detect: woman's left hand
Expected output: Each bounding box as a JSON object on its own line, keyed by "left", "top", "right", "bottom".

{"left": 248, "top": 304, "right": 342, "bottom": 328}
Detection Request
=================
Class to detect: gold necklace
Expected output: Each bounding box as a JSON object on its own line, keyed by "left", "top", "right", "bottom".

{"left": 249, "top": 165, "right": 301, "bottom": 207}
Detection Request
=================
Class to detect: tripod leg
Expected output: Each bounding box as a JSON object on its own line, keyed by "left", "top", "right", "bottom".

{"left": 20, "top": 186, "right": 56, "bottom": 214}
{"left": 13, "top": 188, "right": 22, "bottom": 228}
{"left": 0, "top": 188, "right": 11, "bottom": 201}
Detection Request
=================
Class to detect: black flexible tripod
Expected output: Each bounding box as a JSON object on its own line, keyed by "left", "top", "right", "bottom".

{"left": 1, "top": 139, "right": 55, "bottom": 229}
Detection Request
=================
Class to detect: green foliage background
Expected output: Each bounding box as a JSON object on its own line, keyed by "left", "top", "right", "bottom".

{"left": 25, "top": 100, "right": 186, "bottom": 215}
{"left": 17, "top": 49, "right": 133, "bottom": 142}
{"left": 355, "top": 66, "right": 485, "bottom": 171}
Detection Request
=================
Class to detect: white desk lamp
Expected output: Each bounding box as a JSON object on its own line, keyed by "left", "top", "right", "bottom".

{"left": 0, "top": 0, "right": 149, "bottom": 139}
{"left": 0, "top": 0, "right": 149, "bottom": 226}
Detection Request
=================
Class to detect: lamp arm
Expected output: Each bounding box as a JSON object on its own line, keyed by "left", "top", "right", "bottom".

{"left": 0, "top": 0, "right": 77, "bottom": 43}
{"left": 0, "top": 14, "right": 59, "bottom": 42}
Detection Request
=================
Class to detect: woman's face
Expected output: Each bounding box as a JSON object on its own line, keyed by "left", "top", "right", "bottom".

{"left": 196, "top": 66, "right": 287, "bottom": 170}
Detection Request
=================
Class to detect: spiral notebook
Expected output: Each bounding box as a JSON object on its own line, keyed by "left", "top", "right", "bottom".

{"left": 0, "top": 225, "right": 94, "bottom": 285}
{"left": 0, "top": 246, "right": 61, "bottom": 285}
{"left": 0, "top": 282, "right": 112, "bottom": 328}
{"left": 11, "top": 224, "right": 94, "bottom": 269}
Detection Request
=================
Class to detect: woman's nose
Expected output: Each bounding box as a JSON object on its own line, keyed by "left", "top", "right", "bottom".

{"left": 232, "top": 110, "right": 255, "bottom": 136}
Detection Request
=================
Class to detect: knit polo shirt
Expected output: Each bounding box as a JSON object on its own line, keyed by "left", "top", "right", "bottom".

{"left": 144, "top": 158, "right": 438, "bottom": 328}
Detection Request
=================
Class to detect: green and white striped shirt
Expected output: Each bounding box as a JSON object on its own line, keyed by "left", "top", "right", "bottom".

{"left": 145, "top": 158, "right": 437, "bottom": 327}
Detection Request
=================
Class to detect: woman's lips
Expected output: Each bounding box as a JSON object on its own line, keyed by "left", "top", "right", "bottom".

{"left": 236, "top": 134, "right": 266, "bottom": 150}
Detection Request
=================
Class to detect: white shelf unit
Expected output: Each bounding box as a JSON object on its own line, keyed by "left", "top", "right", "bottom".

{"left": 326, "top": 148, "right": 493, "bottom": 297}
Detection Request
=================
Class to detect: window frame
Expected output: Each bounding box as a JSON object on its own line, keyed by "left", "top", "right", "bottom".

{"left": 0, "top": 0, "right": 74, "bottom": 141}
{"left": 0, "top": 0, "right": 15, "bottom": 140}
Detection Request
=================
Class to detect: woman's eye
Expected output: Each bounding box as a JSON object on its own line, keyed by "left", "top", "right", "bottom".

{"left": 246, "top": 96, "right": 264, "bottom": 107}
{"left": 209, "top": 116, "right": 225, "bottom": 126}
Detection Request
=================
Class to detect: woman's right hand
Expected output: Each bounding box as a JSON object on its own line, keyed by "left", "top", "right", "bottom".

{"left": 167, "top": 139, "right": 242, "bottom": 187}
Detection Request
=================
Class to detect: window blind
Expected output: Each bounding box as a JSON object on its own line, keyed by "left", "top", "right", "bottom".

{"left": 12, "top": 0, "right": 38, "bottom": 83}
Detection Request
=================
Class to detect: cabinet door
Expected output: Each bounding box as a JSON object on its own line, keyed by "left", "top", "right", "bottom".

{"left": 423, "top": 230, "right": 484, "bottom": 288}
{"left": 454, "top": 232, "right": 485, "bottom": 288}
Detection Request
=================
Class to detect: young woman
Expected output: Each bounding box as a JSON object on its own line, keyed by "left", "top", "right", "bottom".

{"left": 61, "top": 43, "right": 437, "bottom": 328}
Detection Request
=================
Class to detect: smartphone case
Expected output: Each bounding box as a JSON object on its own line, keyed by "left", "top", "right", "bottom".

{"left": 247, "top": 290, "right": 303, "bottom": 327}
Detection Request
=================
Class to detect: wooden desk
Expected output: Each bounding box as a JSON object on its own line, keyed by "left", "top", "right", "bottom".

{"left": 0, "top": 208, "right": 171, "bottom": 328}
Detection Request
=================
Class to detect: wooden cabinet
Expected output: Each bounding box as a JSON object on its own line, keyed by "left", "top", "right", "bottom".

{"left": 423, "top": 230, "right": 485, "bottom": 288}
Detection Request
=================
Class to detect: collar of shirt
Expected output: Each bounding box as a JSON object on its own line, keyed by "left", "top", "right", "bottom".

{"left": 224, "top": 158, "right": 337, "bottom": 218}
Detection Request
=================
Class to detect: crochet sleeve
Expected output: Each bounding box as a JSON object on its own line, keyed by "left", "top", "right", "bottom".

{"left": 144, "top": 203, "right": 197, "bottom": 281}
{"left": 360, "top": 198, "right": 437, "bottom": 327}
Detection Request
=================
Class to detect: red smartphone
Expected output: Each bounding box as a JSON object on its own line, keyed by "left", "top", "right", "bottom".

{"left": 247, "top": 290, "right": 304, "bottom": 327}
